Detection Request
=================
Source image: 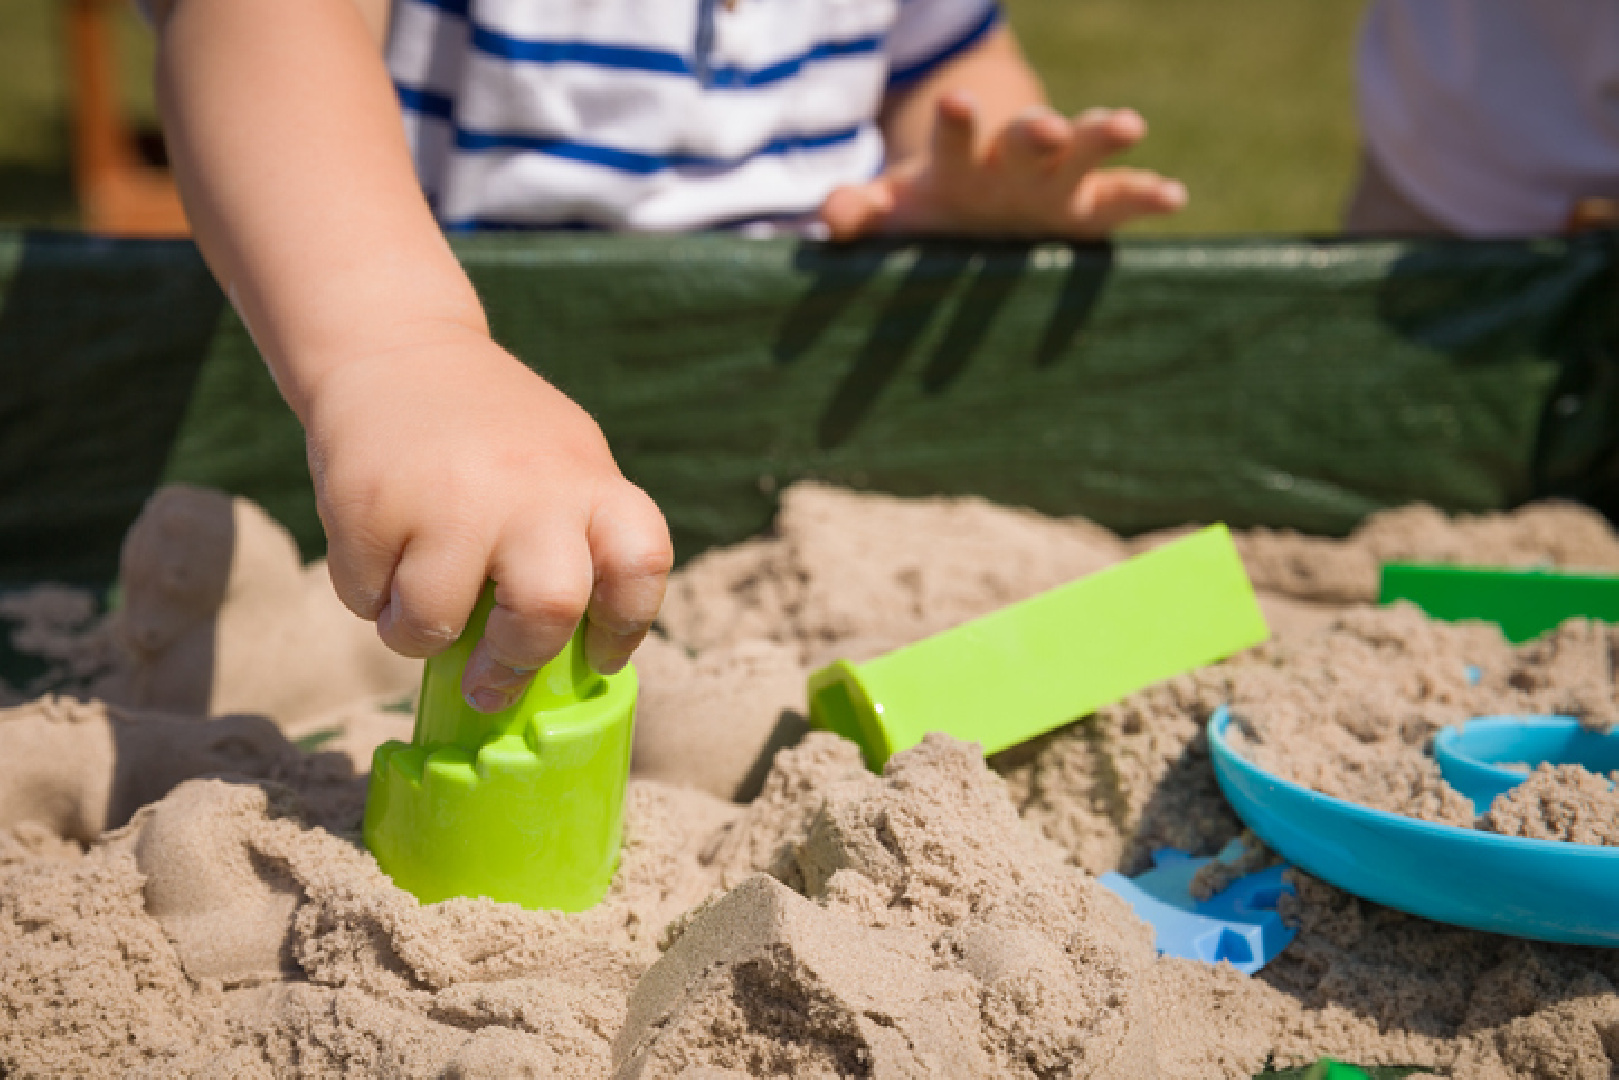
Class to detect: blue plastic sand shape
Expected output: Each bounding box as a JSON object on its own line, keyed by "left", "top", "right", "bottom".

{"left": 1209, "top": 705, "right": 1619, "bottom": 946}
{"left": 1098, "top": 841, "right": 1296, "bottom": 975}
{"left": 1435, "top": 715, "right": 1619, "bottom": 813}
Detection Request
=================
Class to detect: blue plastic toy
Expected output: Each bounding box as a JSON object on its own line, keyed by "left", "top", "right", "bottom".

{"left": 1098, "top": 841, "right": 1296, "bottom": 975}
{"left": 1434, "top": 715, "right": 1619, "bottom": 813}
{"left": 1209, "top": 705, "right": 1619, "bottom": 946}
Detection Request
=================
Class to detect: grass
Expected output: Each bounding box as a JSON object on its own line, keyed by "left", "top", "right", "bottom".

{"left": 1002, "top": 0, "right": 1367, "bottom": 235}
{"left": 0, "top": 0, "right": 1365, "bottom": 234}
{"left": 0, "top": 0, "right": 78, "bottom": 228}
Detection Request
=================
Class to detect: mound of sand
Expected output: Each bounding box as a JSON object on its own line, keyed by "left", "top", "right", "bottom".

{"left": 0, "top": 486, "right": 418, "bottom": 733}
{"left": 1481, "top": 764, "right": 1619, "bottom": 845}
{"left": 1235, "top": 499, "right": 1619, "bottom": 604}
{"left": 658, "top": 482, "right": 1128, "bottom": 662}
{"left": 5, "top": 484, "right": 1619, "bottom": 1077}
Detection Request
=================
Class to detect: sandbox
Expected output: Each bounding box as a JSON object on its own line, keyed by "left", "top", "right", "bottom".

{"left": 3, "top": 483, "right": 1619, "bottom": 1078}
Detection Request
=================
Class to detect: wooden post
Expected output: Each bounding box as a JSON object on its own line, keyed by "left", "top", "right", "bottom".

{"left": 65, "top": 0, "right": 189, "bottom": 237}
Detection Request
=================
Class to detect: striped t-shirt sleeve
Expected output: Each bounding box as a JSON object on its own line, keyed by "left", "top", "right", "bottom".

{"left": 886, "top": 0, "right": 1002, "bottom": 89}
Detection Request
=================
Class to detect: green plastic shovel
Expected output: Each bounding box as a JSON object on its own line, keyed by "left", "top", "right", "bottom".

{"left": 364, "top": 589, "right": 636, "bottom": 911}
{"left": 807, "top": 524, "right": 1269, "bottom": 770}
{"left": 1379, "top": 562, "right": 1619, "bottom": 644}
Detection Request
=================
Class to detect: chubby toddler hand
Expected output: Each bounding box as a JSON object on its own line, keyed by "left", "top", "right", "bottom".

{"left": 303, "top": 329, "right": 672, "bottom": 713}
{"left": 822, "top": 92, "right": 1186, "bottom": 240}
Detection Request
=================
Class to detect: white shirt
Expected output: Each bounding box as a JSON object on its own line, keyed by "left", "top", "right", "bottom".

{"left": 387, "top": 0, "right": 1001, "bottom": 232}
{"left": 1358, "top": 0, "right": 1619, "bottom": 236}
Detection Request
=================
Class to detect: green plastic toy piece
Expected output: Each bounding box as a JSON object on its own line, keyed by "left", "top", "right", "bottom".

{"left": 807, "top": 524, "right": 1270, "bottom": 771}
{"left": 1379, "top": 562, "right": 1619, "bottom": 644}
{"left": 363, "top": 589, "right": 636, "bottom": 911}
{"left": 1260, "top": 1060, "right": 1416, "bottom": 1079}
{"left": 1302, "top": 1060, "right": 1372, "bottom": 1080}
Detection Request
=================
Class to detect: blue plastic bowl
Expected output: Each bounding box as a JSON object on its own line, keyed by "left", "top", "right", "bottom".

{"left": 1208, "top": 706, "right": 1619, "bottom": 947}
{"left": 1434, "top": 715, "right": 1619, "bottom": 814}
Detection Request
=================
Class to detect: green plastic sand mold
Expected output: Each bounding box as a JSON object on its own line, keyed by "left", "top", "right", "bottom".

{"left": 1299, "top": 1061, "right": 1374, "bottom": 1080}
{"left": 1379, "top": 562, "right": 1619, "bottom": 643}
{"left": 364, "top": 589, "right": 636, "bottom": 911}
{"left": 807, "top": 524, "right": 1270, "bottom": 770}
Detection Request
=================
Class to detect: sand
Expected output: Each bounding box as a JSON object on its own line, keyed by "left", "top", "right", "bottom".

{"left": 1480, "top": 765, "right": 1619, "bottom": 845}
{"left": 0, "top": 485, "right": 421, "bottom": 734}
{"left": 1234, "top": 500, "right": 1619, "bottom": 604}
{"left": 5, "top": 483, "right": 1619, "bottom": 1077}
{"left": 1221, "top": 612, "right": 1619, "bottom": 842}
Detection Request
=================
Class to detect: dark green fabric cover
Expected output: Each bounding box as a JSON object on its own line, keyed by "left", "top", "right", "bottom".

{"left": 1, "top": 230, "right": 1615, "bottom": 593}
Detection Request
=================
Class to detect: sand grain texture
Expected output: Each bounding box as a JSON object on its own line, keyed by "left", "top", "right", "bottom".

{"left": 1480, "top": 764, "right": 1619, "bottom": 845}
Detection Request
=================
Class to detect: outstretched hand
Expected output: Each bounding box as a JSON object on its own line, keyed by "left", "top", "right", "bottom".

{"left": 821, "top": 91, "right": 1186, "bottom": 240}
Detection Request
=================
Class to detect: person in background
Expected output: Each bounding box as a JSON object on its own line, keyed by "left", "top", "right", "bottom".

{"left": 145, "top": 0, "right": 1186, "bottom": 712}
{"left": 1347, "top": 0, "right": 1619, "bottom": 237}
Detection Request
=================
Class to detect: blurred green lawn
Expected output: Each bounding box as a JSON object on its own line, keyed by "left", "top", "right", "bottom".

{"left": 0, "top": 0, "right": 1365, "bottom": 234}
{"left": 1005, "top": 0, "right": 1368, "bottom": 235}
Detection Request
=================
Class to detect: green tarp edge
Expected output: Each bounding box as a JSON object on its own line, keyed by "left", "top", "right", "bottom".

{"left": 1, "top": 230, "right": 1616, "bottom": 593}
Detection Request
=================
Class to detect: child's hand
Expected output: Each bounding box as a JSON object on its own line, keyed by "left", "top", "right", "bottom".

{"left": 305, "top": 329, "right": 672, "bottom": 713}
{"left": 149, "top": 0, "right": 669, "bottom": 714}
{"left": 821, "top": 91, "right": 1186, "bottom": 240}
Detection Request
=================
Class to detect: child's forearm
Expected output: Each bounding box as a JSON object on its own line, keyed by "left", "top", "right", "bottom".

{"left": 153, "top": 0, "right": 484, "bottom": 423}
{"left": 879, "top": 26, "right": 1048, "bottom": 165}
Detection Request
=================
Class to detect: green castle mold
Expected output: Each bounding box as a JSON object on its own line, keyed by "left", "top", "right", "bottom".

{"left": 364, "top": 590, "right": 636, "bottom": 911}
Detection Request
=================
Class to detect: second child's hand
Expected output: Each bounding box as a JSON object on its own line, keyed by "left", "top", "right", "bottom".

{"left": 821, "top": 92, "right": 1186, "bottom": 240}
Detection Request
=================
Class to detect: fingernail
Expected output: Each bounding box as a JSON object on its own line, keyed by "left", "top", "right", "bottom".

{"left": 461, "top": 641, "right": 537, "bottom": 712}
{"left": 465, "top": 642, "right": 532, "bottom": 686}
{"left": 484, "top": 664, "right": 536, "bottom": 691}
{"left": 589, "top": 648, "right": 632, "bottom": 676}
{"left": 375, "top": 602, "right": 397, "bottom": 639}
{"left": 587, "top": 631, "right": 638, "bottom": 676}
{"left": 466, "top": 687, "right": 518, "bottom": 713}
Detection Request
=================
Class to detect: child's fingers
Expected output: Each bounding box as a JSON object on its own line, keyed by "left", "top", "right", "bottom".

{"left": 1061, "top": 108, "right": 1148, "bottom": 178}
{"left": 1001, "top": 106, "right": 1074, "bottom": 171}
{"left": 464, "top": 517, "right": 596, "bottom": 711}
{"left": 375, "top": 530, "right": 489, "bottom": 658}
{"left": 314, "top": 468, "right": 399, "bottom": 620}
{"left": 1073, "top": 169, "right": 1187, "bottom": 234}
{"left": 931, "top": 90, "right": 980, "bottom": 170}
{"left": 583, "top": 484, "right": 673, "bottom": 675}
{"left": 322, "top": 517, "right": 398, "bottom": 622}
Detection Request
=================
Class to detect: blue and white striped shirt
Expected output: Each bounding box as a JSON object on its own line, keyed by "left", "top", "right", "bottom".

{"left": 387, "top": 0, "right": 1002, "bottom": 232}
